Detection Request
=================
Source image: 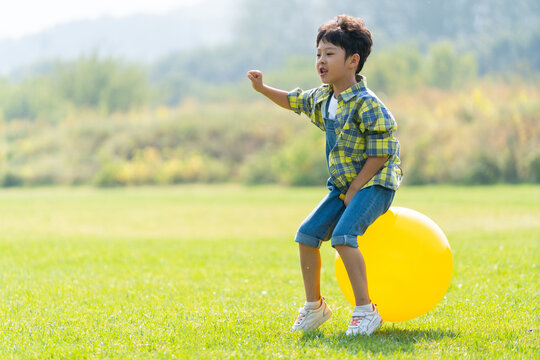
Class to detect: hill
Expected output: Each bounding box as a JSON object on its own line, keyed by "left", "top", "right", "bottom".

{"left": 0, "top": 0, "right": 235, "bottom": 75}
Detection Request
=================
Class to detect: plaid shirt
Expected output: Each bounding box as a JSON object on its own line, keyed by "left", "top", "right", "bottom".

{"left": 288, "top": 76, "right": 402, "bottom": 193}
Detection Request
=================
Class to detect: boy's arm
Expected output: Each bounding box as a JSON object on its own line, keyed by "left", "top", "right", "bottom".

{"left": 343, "top": 156, "right": 389, "bottom": 207}
{"left": 247, "top": 70, "right": 291, "bottom": 110}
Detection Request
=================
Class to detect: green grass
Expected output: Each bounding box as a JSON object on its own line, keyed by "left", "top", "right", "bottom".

{"left": 0, "top": 185, "right": 538, "bottom": 359}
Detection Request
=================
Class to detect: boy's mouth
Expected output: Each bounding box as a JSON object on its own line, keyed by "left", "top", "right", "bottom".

{"left": 319, "top": 68, "right": 328, "bottom": 77}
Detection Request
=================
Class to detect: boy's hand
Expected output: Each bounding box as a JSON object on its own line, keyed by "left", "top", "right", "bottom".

{"left": 343, "top": 187, "right": 359, "bottom": 207}
{"left": 246, "top": 71, "right": 291, "bottom": 110}
{"left": 247, "top": 70, "right": 264, "bottom": 92}
{"left": 341, "top": 156, "right": 390, "bottom": 207}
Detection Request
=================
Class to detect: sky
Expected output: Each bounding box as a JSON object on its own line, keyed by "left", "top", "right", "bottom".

{"left": 0, "top": 0, "right": 200, "bottom": 40}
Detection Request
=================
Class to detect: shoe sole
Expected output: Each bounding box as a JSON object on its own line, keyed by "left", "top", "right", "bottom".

{"left": 346, "top": 317, "right": 382, "bottom": 336}
{"left": 364, "top": 318, "right": 382, "bottom": 335}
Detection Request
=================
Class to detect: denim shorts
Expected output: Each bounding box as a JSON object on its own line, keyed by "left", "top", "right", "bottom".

{"left": 295, "top": 184, "right": 395, "bottom": 248}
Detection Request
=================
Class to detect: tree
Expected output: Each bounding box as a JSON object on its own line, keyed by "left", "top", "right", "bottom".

{"left": 54, "top": 55, "right": 150, "bottom": 113}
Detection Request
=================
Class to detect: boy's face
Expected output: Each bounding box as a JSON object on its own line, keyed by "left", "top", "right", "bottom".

{"left": 316, "top": 41, "right": 355, "bottom": 85}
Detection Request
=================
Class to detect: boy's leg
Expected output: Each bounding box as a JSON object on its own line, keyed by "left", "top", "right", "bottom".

{"left": 295, "top": 186, "right": 345, "bottom": 300}
{"left": 292, "top": 243, "right": 332, "bottom": 332}
{"left": 331, "top": 185, "right": 395, "bottom": 335}
{"left": 331, "top": 185, "right": 394, "bottom": 304}
{"left": 292, "top": 186, "right": 344, "bottom": 331}
{"left": 334, "top": 244, "right": 370, "bottom": 305}
{"left": 299, "top": 243, "right": 322, "bottom": 302}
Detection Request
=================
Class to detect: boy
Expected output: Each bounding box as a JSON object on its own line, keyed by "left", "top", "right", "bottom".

{"left": 247, "top": 15, "right": 402, "bottom": 336}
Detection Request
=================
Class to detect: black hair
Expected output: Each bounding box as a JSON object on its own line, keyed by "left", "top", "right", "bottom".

{"left": 316, "top": 14, "right": 373, "bottom": 73}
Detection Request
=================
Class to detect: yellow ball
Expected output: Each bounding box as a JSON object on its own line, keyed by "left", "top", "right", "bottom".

{"left": 335, "top": 207, "right": 453, "bottom": 322}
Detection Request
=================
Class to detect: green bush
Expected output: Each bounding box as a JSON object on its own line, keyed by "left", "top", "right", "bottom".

{"left": 1, "top": 77, "right": 538, "bottom": 187}
{"left": 0, "top": 172, "right": 23, "bottom": 187}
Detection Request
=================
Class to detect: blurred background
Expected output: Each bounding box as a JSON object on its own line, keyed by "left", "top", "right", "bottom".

{"left": 0, "top": 0, "right": 538, "bottom": 187}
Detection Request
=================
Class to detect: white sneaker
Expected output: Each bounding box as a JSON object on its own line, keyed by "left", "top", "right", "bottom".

{"left": 346, "top": 304, "right": 382, "bottom": 336}
{"left": 291, "top": 298, "right": 332, "bottom": 332}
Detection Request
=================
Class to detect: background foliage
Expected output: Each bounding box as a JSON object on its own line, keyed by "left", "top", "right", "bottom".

{"left": 0, "top": 0, "right": 539, "bottom": 187}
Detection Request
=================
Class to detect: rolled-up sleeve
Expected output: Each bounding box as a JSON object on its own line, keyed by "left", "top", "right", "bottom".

{"left": 360, "top": 99, "right": 399, "bottom": 157}
{"left": 288, "top": 88, "right": 316, "bottom": 117}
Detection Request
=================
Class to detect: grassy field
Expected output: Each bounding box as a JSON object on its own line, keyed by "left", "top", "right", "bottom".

{"left": 0, "top": 185, "right": 538, "bottom": 359}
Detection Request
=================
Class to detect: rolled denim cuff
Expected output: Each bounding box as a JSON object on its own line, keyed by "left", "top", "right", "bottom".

{"left": 331, "top": 235, "right": 359, "bottom": 248}
{"left": 294, "top": 231, "right": 323, "bottom": 249}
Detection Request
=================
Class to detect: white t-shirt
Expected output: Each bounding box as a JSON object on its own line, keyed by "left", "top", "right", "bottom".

{"left": 327, "top": 95, "right": 338, "bottom": 119}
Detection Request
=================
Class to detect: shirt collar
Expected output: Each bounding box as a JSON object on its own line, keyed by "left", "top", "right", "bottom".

{"left": 340, "top": 75, "right": 367, "bottom": 102}
{"left": 314, "top": 85, "right": 331, "bottom": 105}
{"left": 314, "top": 75, "right": 367, "bottom": 105}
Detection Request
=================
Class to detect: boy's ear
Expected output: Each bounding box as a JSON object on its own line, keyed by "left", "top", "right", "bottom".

{"left": 348, "top": 53, "right": 360, "bottom": 69}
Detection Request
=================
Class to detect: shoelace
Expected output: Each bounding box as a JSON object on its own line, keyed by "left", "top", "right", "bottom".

{"left": 295, "top": 308, "right": 308, "bottom": 325}
{"left": 295, "top": 308, "right": 309, "bottom": 325}
{"left": 349, "top": 317, "right": 363, "bottom": 327}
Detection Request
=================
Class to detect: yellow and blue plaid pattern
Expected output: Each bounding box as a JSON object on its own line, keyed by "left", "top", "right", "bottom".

{"left": 288, "top": 76, "right": 402, "bottom": 193}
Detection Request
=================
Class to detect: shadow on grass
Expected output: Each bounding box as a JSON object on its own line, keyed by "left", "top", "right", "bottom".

{"left": 298, "top": 327, "right": 459, "bottom": 355}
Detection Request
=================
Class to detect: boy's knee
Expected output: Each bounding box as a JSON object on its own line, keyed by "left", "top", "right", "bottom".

{"left": 334, "top": 244, "right": 354, "bottom": 252}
